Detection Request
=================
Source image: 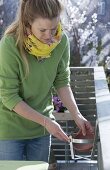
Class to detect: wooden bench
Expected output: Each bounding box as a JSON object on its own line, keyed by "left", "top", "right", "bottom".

{"left": 51, "top": 67, "right": 110, "bottom": 170}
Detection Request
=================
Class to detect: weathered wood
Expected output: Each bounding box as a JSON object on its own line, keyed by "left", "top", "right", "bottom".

{"left": 73, "top": 93, "right": 95, "bottom": 98}
{"left": 53, "top": 111, "right": 73, "bottom": 121}
{"left": 73, "top": 82, "right": 95, "bottom": 87}
{"left": 70, "top": 75, "right": 94, "bottom": 81}
{"left": 76, "top": 99, "right": 96, "bottom": 104}
{"left": 57, "top": 162, "right": 97, "bottom": 170}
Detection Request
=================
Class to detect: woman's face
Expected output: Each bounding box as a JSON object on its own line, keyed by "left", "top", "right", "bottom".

{"left": 30, "top": 17, "right": 60, "bottom": 44}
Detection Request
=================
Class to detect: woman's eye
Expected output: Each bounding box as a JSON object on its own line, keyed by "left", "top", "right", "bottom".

{"left": 52, "top": 29, "right": 56, "bottom": 31}
{"left": 40, "top": 30, "right": 46, "bottom": 32}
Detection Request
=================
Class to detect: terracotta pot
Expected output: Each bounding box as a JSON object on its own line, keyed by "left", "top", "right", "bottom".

{"left": 72, "top": 129, "right": 94, "bottom": 152}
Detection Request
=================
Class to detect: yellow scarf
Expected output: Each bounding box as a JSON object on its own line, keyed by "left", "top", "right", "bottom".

{"left": 24, "top": 23, "right": 62, "bottom": 59}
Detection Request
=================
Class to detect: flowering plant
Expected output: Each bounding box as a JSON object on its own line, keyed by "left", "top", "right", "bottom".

{"left": 53, "top": 96, "right": 66, "bottom": 112}
{"left": 61, "top": 0, "right": 102, "bottom": 66}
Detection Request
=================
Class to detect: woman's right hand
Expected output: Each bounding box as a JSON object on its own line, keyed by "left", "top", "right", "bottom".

{"left": 45, "top": 117, "right": 69, "bottom": 142}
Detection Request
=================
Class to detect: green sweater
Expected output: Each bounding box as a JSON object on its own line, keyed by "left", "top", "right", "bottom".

{"left": 0, "top": 33, "right": 70, "bottom": 140}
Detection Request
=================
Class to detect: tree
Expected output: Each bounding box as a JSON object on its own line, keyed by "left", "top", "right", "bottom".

{"left": 0, "top": 0, "right": 19, "bottom": 38}
{"left": 61, "top": 0, "right": 102, "bottom": 66}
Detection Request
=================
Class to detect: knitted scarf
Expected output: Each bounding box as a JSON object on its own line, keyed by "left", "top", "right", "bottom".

{"left": 24, "top": 23, "right": 62, "bottom": 59}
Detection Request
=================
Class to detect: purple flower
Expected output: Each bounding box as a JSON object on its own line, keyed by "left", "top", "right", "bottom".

{"left": 53, "top": 96, "right": 66, "bottom": 112}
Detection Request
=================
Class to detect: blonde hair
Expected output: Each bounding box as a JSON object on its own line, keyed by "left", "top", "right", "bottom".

{"left": 4, "top": 0, "right": 63, "bottom": 76}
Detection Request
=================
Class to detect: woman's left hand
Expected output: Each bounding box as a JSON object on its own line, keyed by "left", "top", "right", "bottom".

{"left": 73, "top": 112, "right": 94, "bottom": 136}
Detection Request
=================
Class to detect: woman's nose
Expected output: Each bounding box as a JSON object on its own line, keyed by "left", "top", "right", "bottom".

{"left": 45, "top": 30, "right": 53, "bottom": 39}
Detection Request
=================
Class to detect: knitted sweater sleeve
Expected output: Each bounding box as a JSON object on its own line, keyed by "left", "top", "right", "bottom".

{"left": 0, "top": 36, "right": 23, "bottom": 110}
{"left": 53, "top": 34, "right": 70, "bottom": 89}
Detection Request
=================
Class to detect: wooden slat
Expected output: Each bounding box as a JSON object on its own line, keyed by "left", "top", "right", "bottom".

{"left": 71, "top": 81, "right": 95, "bottom": 86}
{"left": 58, "top": 162, "right": 97, "bottom": 170}
{"left": 78, "top": 110, "right": 96, "bottom": 115}
{"left": 76, "top": 99, "right": 96, "bottom": 104}
{"left": 74, "top": 92, "right": 95, "bottom": 98}
{"left": 70, "top": 75, "right": 94, "bottom": 81}
{"left": 71, "top": 87, "right": 95, "bottom": 93}
{"left": 53, "top": 111, "right": 73, "bottom": 121}
{"left": 77, "top": 104, "right": 96, "bottom": 110}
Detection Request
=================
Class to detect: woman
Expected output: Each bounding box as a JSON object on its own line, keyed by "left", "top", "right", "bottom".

{"left": 0, "top": 0, "right": 93, "bottom": 162}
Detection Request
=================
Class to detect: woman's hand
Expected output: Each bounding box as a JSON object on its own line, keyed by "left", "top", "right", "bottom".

{"left": 73, "top": 112, "right": 94, "bottom": 136}
{"left": 45, "top": 117, "right": 69, "bottom": 142}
